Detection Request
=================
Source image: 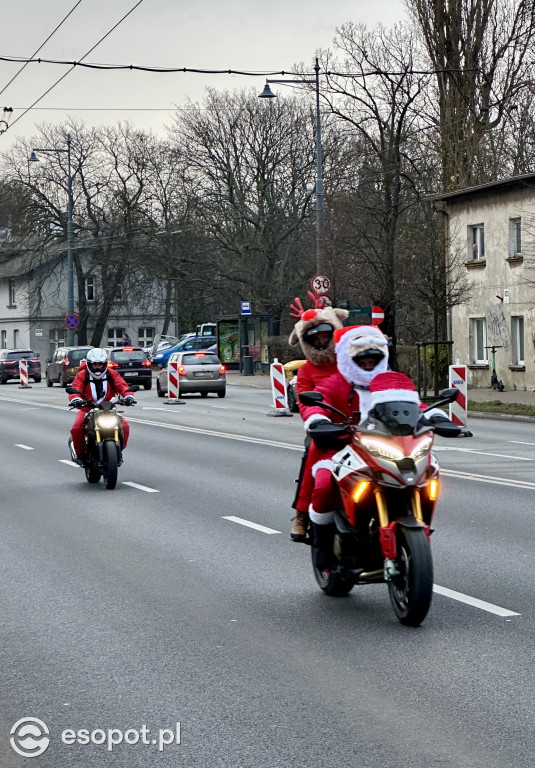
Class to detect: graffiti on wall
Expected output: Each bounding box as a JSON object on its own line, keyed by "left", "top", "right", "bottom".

{"left": 485, "top": 302, "right": 510, "bottom": 351}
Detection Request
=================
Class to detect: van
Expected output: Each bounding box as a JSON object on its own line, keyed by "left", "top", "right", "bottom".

{"left": 196, "top": 323, "right": 217, "bottom": 337}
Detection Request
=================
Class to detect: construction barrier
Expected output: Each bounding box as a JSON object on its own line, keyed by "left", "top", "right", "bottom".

{"left": 270, "top": 358, "right": 288, "bottom": 410}
{"left": 18, "top": 358, "right": 31, "bottom": 389}
{"left": 165, "top": 359, "right": 185, "bottom": 405}
{"left": 448, "top": 364, "right": 468, "bottom": 428}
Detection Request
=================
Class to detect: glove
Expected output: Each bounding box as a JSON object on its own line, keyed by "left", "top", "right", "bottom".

{"left": 70, "top": 397, "right": 84, "bottom": 407}
{"left": 123, "top": 395, "right": 135, "bottom": 406}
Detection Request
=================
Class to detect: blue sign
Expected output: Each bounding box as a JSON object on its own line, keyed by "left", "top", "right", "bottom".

{"left": 64, "top": 313, "right": 80, "bottom": 329}
{"left": 240, "top": 301, "right": 252, "bottom": 315}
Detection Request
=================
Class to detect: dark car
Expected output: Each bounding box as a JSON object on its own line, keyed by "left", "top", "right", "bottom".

{"left": 103, "top": 346, "right": 153, "bottom": 390}
{"left": 156, "top": 351, "right": 226, "bottom": 398}
{"left": 152, "top": 336, "right": 217, "bottom": 368}
{"left": 45, "top": 346, "right": 93, "bottom": 387}
{"left": 0, "top": 348, "right": 41, "bottom": 384}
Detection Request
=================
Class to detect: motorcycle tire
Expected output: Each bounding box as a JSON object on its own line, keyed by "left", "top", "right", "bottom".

{"left": 311, "top": 548, "right": 353, "bottom": 597}
{"left": 388, "top": 526, "right": 433, "bottom": 627}
{"left": 103, "top": 441, "right": 119, "bottom": 490}
{"left": 85, "top": 462, "right": 101, "bottom": 484}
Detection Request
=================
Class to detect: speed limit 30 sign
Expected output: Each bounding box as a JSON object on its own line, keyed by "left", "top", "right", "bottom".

{"left": 311, "top": 274, "right": 331, "bottom": 295}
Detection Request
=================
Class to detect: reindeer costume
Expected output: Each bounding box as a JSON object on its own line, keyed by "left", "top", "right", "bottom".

{"left": 288, "top": 294, "right": 348, "bottom": 541}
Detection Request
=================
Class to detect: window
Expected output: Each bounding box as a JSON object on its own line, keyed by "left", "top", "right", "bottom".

{"left": 138, "top": 327, "right": 154, "bottom": 347}
{"left": 8, "top": 278, "right": 16, "bottom": 306}
{"left": 469, "top": 318, "right": 487, "bottom": 364}
{"left": 107, "top": 328, "right": 124, "bottom": 347}
{"left": 13, "top": 329, "right": 19, "bottom": 347}
{"left": 49, "top": 329, "right": 65, "bottom": 357}
{"left": 1, "top": 331, "right": 5, "bottom": 349}
{"left": 114, "top": 284, "right": 123, "bottom": 302}
{"left": 511, "top": 316, "right": 524, "bottom": 365}
{"left": 468, "top": 224, "right": 485, "bottom": 260}
{"left": 85, "top": 276, "right": 96, "bottom": 302}
{"left": 509, "top": 218, "right": 522, "bottom": 256}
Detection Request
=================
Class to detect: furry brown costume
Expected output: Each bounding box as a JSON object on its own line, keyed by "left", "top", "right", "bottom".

{"left": 289, "top": 306, "right": 349, "bottom": 365}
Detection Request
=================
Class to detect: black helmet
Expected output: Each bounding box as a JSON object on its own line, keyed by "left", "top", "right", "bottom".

{"left": 303, "top": 323, "right": 334, "bottom": 350}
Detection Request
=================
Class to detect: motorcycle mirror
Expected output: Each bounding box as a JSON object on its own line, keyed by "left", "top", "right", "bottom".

{"left": 423, "top": 388, "right": 459, "bottom": 412}
{"left": 65, "top": 386, "right": 76, "bottom": 394}
{"left": 299, "top": 391, "right": 324, "bottom": 406}
{"left": 128, "top": 384, "right": 140, "bottom": 392}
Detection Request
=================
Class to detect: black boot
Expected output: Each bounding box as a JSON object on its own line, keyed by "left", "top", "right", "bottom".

{"left": 312, "top": 522, "right": 335, "bottom": 571}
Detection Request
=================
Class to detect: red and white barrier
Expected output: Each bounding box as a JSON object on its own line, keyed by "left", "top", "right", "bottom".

{"left": 448, "top": 364, "right": 468, "bottom": 427}
{"left": 18, "top": 358, "right": 31, "bottom": 388}
{"left": 165, "top": 359, "right": 185, "bottom": 405}
{"left": 270, "top": 358, "right": 288, "bottom": 410}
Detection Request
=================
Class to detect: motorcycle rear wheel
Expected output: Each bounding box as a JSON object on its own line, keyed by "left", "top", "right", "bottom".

{"left": 85, "top": 462, "right": 101, "bottom": 484}
{"left": 388, "top": 527, "right": 433, "bottom": 627}
{"left": 312, "top": 550, "right": 353, "bottom": 596}
{"left": 103, "top": 441, "right": 119, "bottom": 490}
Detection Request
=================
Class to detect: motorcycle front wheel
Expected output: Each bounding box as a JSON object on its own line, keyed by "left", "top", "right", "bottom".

{"left": 388, "top": 527, "right": 433, "bottom": 627}
{"left": 103, "top": 441, "right": 119, "bottom": 490}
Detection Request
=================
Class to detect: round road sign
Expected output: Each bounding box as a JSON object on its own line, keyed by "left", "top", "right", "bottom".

{"left": 371, "top": 306, "right": 384, "bottom": 326}
{"left": 311, "top": 274, "right": 331, "bottom": 295}
{"left": 64, "top": 313, "right": 80, "bottom": 330}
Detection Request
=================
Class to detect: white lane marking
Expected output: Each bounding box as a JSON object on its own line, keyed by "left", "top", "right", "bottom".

{"left": 433, "top": 585, "right": 521, "bottom": 617}
{"left": 17, "top": 407, "right": 38, "bottom": 411}
{"left": 510, "top": 440, "right": 535, "bottom": 447}
{"left": 434, "top": 446, "right": 533, "bottom": 461}
{"left": 441, "top": 468, "right": 535, "bottom": 490}
{"left": 142, "top": 407, "right": 184, "bottom": 412}
{"left": 122, "top": 481, "right": 159, "bottom": 493}
{"left": 223, "top": 516, "right": 281, "bottom": 534}
{"left": 15, "top": 444, "right": 34, "bottom": 451}
{"left": 59, "top": 459, "right": 79, "bottom": 467}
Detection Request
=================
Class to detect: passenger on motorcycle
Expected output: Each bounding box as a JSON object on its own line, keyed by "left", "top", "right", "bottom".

{"left": 288, "top": 299, "right": 349, "bottom": 542}
{"left": 68, "top": 348, "right": 136, "bottom": 466}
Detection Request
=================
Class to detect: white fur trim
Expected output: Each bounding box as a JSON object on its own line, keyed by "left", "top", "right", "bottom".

{"left": 311, "top": 459, "right": 334, "bottom": 478}
{"left": 335, "top": 327, "right": 388, "bottom": 387}
{"left": 424, "top": 407, "right": 446, "bottom": 419}
{"left": 370, "top": 389, "right": 420, "bottom": 407}
{"left": 308, "top": 505, "right": 334, "bottom": 524}
{"left": 303, "top": 413, "right": 331, "bottom": 431}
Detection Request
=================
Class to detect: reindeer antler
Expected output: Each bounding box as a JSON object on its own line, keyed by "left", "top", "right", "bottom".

{"left": 307, "top": 290, "right": 323, "bottom": 308}
{"left": 289, "top": 297, "right": 305, "bottom": 319}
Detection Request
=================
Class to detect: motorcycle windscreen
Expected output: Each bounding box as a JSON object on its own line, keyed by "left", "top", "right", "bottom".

{"left": 371, "top": 401, "right": 422, "bottom": 436}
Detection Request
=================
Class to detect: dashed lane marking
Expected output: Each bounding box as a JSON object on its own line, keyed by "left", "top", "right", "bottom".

{"left": 222, "top": 516, "right": 281, "bottom": 534}
{"left": 122, "top": 481, "right": 159, "bottom": 493}
{"left": 15, "top": 444, "right": 34, "bottom": 450}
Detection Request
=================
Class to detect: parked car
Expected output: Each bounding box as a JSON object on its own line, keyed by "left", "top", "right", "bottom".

{"left": 143, "top": 335, "right": 180, "bottom": 360}
{"left": 0, "top": 348, "right": 41, "bottom": 384}
{"left": 45, "top": 346, "right": 93, "bottom": 387}
{"left": 103, "top": 346, "right": 153, "bottom": 390}
{"left": 283, "top": 359, "right": 307, "bottom": 413}
{"left": 156, "top": 351, "right": 226, "bottom": 398}
{"left": 152, "top": 336, "right": 218, "bottom": 368}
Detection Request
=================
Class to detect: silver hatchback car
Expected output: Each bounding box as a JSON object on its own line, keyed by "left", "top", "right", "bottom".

{"left": 156, "top": 351, "right": 226, "bottom": 398}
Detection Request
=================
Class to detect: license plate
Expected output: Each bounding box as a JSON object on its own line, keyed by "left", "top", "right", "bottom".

{"left": 124, "top": 371, "right": 138, "bottom": 376}
{"left": 193, "top": 371, "right": 212, "bottom": 378}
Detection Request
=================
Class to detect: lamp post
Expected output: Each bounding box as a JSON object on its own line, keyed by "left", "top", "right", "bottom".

{"left": 29, "top": 134, "right": 75, "bottom": 344}
{"left": 259, "top": 57, "right": 325, "bottom": 276}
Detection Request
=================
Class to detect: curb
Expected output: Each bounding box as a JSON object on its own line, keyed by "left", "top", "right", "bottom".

{"left": 468, "top": 410, "right": 535, "bottom": 423}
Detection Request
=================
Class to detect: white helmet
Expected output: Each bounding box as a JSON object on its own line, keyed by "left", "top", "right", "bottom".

{"left": 86, "top": 348, "right": 108, "bottom": 379}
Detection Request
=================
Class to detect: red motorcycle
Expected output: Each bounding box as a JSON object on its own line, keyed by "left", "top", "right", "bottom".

{"left": 300, "top": 388, "right": 460, "bottom": 626}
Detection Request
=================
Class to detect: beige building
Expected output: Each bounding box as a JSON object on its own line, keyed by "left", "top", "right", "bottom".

{"left": 437, "top": 174, "right": 535, "bottom": 390}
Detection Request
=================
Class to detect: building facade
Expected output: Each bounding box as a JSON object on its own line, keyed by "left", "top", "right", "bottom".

{"left": 438, "top": 174, "right": 535, "bottom": 390}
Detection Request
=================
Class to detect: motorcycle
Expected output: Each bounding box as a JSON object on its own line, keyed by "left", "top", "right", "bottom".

{"left": 66, "top": 385, "right": 138, "bottom": 490}
{"left": 300, "top": 387, "right": 460, "bottom": 627}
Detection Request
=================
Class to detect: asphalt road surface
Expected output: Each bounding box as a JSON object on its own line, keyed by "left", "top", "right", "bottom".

{"left": 0, "top": 382, "right": 534, "bottom": 767}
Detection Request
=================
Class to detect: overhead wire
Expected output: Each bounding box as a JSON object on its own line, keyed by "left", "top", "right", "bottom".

{"left": 6, "top": 0, "right": 145, "bottom": 133}
{"left": 0, "top": 0, "right": 84, "bottom": 99}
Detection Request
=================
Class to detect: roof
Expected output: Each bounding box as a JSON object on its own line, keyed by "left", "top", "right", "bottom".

{"left": 433, "top": 172, "right": 535, "bottom": 203}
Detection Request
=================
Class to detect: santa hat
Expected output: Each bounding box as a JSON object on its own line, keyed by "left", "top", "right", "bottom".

{"left": 369, "top": 372, "right": 420, "bottom": 408}
{"left": 334, "top": 325, "right": 388, "bottom": 359}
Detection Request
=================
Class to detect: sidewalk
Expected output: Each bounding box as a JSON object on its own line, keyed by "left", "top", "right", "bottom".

{"left": 226, "top": 370, "right": 272, "bottom": 389}
{"left": 467, "top": 387, "right": 535, "bottom": 405}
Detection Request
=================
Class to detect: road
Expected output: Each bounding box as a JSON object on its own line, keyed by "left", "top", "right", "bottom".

{"left": 0, "top": 381, "right": 534, "bottom": 767}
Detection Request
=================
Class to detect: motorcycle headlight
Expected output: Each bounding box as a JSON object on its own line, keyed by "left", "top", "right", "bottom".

{"left": 95, "top": 414, "right": 118, "bottom": 429}
{"left": 410, "top": 436, "right": 433, "bottom": 460}
{"left": 359, "top": 436, "right": 404, "bottom": 461}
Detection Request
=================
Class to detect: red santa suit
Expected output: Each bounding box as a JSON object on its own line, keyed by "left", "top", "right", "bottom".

{"left": 69, "top": 365, "right": 134, "bottom": 456}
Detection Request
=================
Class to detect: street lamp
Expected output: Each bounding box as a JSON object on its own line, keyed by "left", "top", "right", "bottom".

{"left": 29, "top": 134, "right": 75, "bottom": 344}
{"left": 259, "top": 57, "right": 325, "bottom": 276}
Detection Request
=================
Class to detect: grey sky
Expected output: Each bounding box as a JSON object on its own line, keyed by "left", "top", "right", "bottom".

{"left": 1, "top": 0, "right": 405, "bottom": 146}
